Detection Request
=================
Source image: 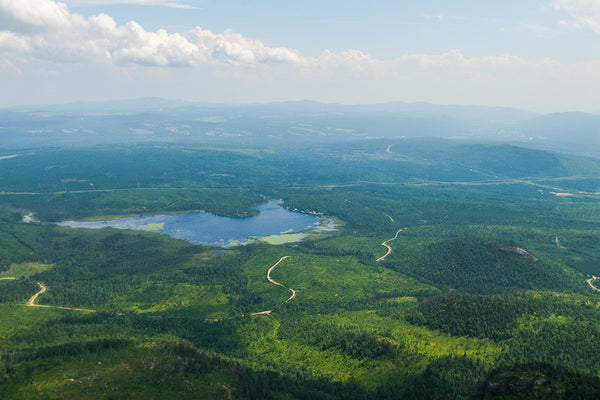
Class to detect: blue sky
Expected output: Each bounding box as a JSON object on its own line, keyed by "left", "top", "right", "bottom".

{"left": 1, "top": 0, "right": 599, "bottom": 112}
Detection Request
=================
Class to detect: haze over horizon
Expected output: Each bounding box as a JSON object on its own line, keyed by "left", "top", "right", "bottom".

{"left": 1, "top": 0, "right": 599, "bottom": 113}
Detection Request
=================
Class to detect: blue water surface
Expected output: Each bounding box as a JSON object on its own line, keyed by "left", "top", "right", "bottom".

{"left": 57, "top": 200, "right": 321, "bottom": 248}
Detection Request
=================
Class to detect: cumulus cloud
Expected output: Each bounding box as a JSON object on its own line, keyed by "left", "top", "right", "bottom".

{"left": 0, "top": 0, "right": 538, "bottom": 76}
{"left": 0, "top": 31, "right": 30, "bottom": 51}
{"left": 0, "top": 0, "right": 304, "bottom": 66}
{"left": 0, "top": 0, "right": 74, "bottom": 32}
{"left": 554, "top": 0, "right": 600, "bottom": 33}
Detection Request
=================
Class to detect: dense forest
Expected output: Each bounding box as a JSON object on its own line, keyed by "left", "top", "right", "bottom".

{"left": 1, "top": 138, "right": 600, "bottom": 399}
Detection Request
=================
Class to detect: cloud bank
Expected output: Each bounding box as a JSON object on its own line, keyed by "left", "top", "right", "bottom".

{"left": 0, "top": 0, "right": 533, "bottom": 71}
{"left": 1, "top": 0, "right": 600, "bottom": 112}
{"left": 0, "top": 0, "right": 303, "bottom": 66}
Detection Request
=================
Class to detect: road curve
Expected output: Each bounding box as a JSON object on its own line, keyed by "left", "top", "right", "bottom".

{"left": 587, "top": 276, "right": 600, "bottom": 292}
{"left": 266, "top": 256, "right": 297, "bottom": 302}
{"left": 376, "top": 229, "right": 403, "bottom": 262}
{"left": 27, "top": 282, "right": 96, "bottom": 312}
{"left": 27, "top": 282, "right": 47, "bottom": 306}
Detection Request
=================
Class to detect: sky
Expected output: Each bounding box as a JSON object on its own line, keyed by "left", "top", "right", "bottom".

{"left": 1, "top": 0, "right": 600, "bottom": 112}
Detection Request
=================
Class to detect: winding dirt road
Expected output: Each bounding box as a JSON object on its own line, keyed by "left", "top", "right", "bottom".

{"left": 27, "top": 282, "right": 47, "bottom": 306}
{"left": 376, "top": 229, "right": 403, "bottom": 262}
{"left": 587, "top": 276, "right": 600, "bottom": 292}
{"left": 251, "top": 256, "right": 298, "bottom": 316}
{"left": 0, "top": 277, "right": 16, "bottom": 280}
{"left": 27, "top": 282, "right": 96, "bottom": 312}
{"left": 267, "top": 256, "right": 298, "bottom": 302}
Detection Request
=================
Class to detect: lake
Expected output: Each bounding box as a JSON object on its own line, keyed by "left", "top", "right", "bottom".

{"left": 57, "top": 200, "right": 333, "bottom": 248}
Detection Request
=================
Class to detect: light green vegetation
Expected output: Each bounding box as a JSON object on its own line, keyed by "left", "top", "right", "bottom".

{"left": 258, "top": 218, "right": 341, "bottom": 245}
{"left": 0, "top": 303, "right": 66, "bottom": 342}
{"left": 110, "top": 282, "right": 231, "bottom": 318}
{"left": 258, "top": 232, "right": 306, "bottom": 245}
{"left": 1, "top": 262, "right": 53, "bottom": 279}
{"left": 78, "top": 214, "right": 146, "bottom": 221}
{"left": 132, "top": 222, "right": 165, "bottom": 231}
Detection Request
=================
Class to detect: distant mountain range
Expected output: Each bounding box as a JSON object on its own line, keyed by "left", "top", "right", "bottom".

{"left": 1, "top": 98, "right": 598, "bottom": 157}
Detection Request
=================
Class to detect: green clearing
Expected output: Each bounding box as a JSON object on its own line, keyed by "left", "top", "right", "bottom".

{"left": 132, "top": 222, "right": 165, "bottom": 231}
{"left": 1, "top": 263, "right": 53, "bottom": 279}
{"left": 258, "top": 232, "right": 306, "bottom": 245}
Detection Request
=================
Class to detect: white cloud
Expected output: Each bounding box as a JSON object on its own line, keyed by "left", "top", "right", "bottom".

{"left": 1, "top": 0, "right": 536, "bottom": 74}
{"left": 187, "top": 28, "right": 303, "bottom": 66}
{"left": 0, "top": 0, "right": 74, "bottom": 32}
{"left": 554, "top": 0, "right": 600, "bottom": 33}
{"left": 311, "top": 49, "right": 377, "bottom": 71}
{"left": 309, "top": 48, "right": 530, "bottom": 75}
{"left": 0, "top": 31, "right": 30, "bottom": 51}
{"left": 3, "top": 0, "right": 599, "bottom": 112}
{"left": 0, "top": 0, "right": 304, "bottom": 66}
{"left": 0, "top": 0, "right": 547, "bottom": 77}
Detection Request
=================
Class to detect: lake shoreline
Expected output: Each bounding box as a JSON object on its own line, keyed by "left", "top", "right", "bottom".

{"left": 57, "top": 200, "right": 334, "bottom": 248}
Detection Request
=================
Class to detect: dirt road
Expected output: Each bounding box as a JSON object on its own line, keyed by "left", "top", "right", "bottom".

{"left": 250, "top": 310, "right": 273, "bottom": 316}
{"left": 266, "top": 256, "right": 297, "bottom": 302}
{"left": 252, "top": 256, "right": 298, "bottom": 316}
{"left": 587, "top": 276, "right": 600, "bottom": 292}
{"left": 376, "top": 229, "right": 403, "bottom": 262}
{"left": 27, "top": 282, "right": 47, "bottom": 306}
{"left": 27, "top": 282, "right": 96, "bottom": 312}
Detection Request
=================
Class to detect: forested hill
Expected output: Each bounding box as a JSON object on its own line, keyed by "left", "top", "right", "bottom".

{"left": 1, "top": 133, "right": 600, "bottom": 398}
